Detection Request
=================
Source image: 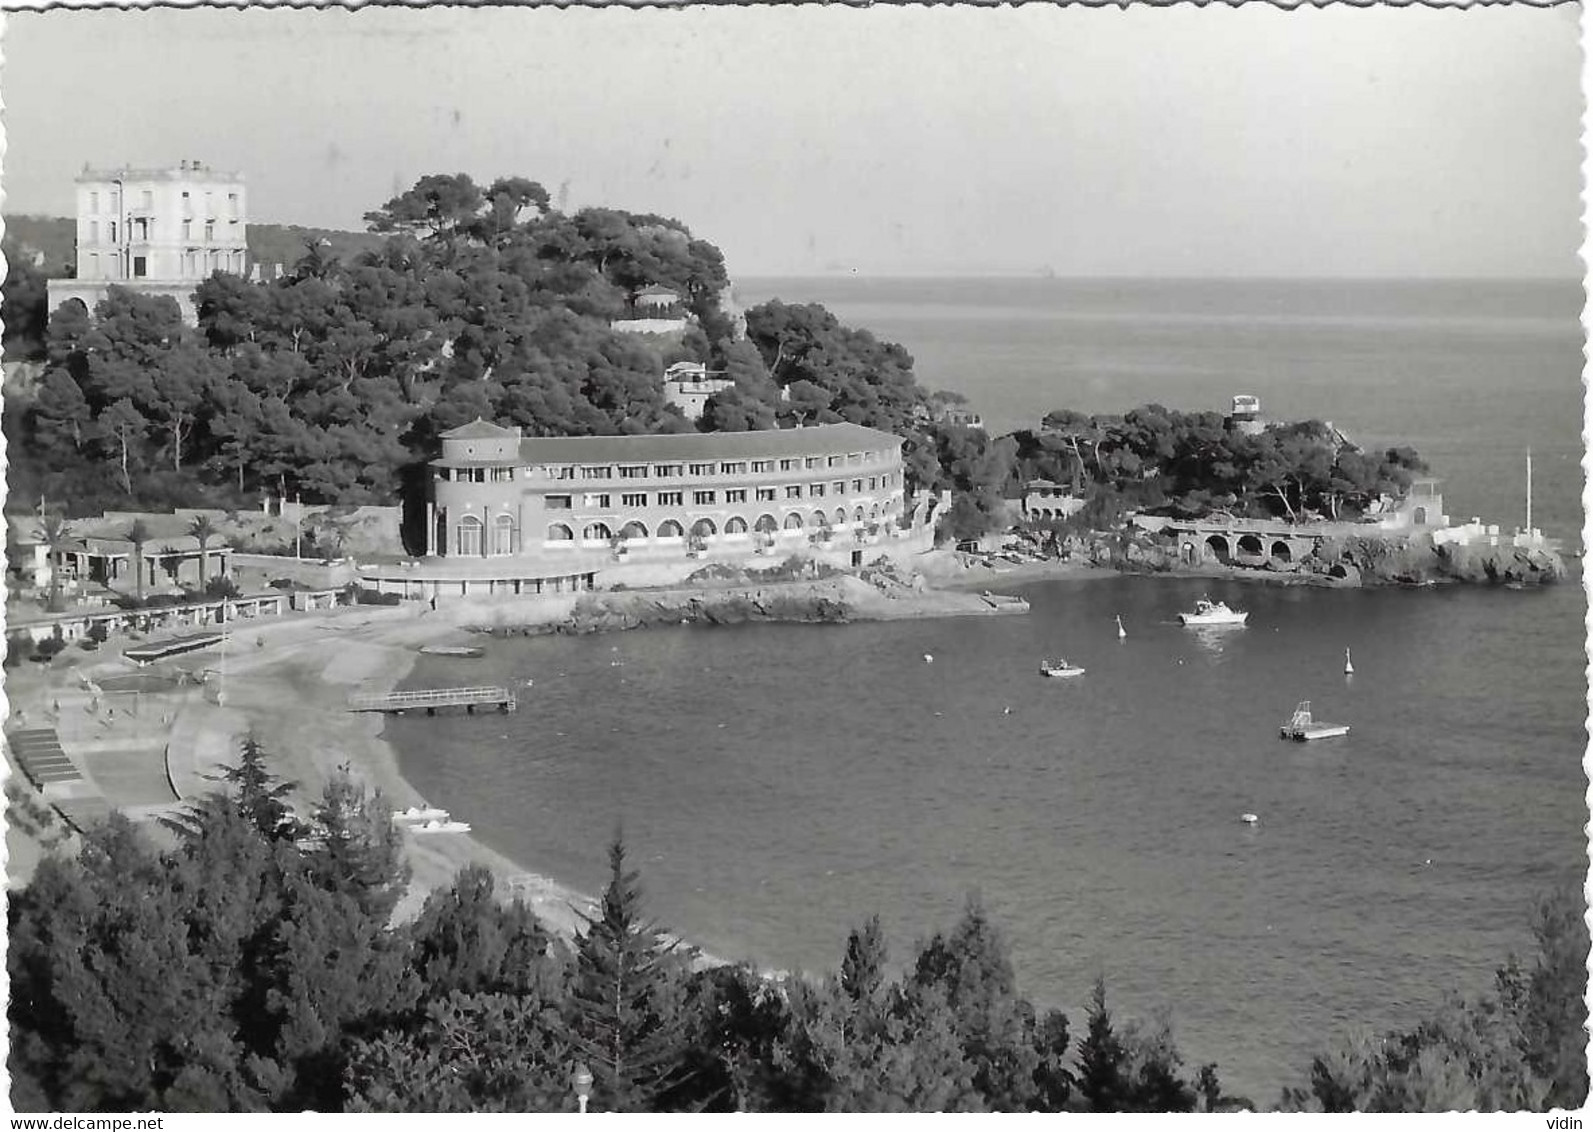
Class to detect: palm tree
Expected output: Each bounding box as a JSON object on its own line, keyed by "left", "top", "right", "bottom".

{"left": 32, "top": 514, "right": 73, "bottom": 612}
{"left": 126, "top": 519, "right": 151, "bottom": 604}
{"left": 188, "top": 514, "right": 218, "bottom": 590}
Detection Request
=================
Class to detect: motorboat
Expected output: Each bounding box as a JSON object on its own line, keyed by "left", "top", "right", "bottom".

{"left": 392, "top": 805, "right": 450, "bottom": 823}
{"left": 1280, "top": 700, "right": 1349, "bottom": 742}
{"left": 419, "top": 645, "right": 485, "bottom": 658}
{"left": 1178, "top": 598, "right": 1248, "bottom": 626}
{"left": 1039, "top": 659, "right": 1086, "bottom": 679}
{"left": 412, "top": 819, "right": 473, "bottom": 834}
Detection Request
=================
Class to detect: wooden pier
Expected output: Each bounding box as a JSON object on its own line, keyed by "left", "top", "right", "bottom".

{"left": 347, "top": 685, "right": 516, "bottom": 715}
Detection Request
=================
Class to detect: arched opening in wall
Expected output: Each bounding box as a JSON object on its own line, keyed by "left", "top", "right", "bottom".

{"left": 1205, "top": 534, "right": 1231, "bottom": 565}
{"left": 870, "top": 504, "right": 880, "bottom": 520}
{"left": 619, "top": 521, "right": 649, "bottom": 541}
{"left": 492, "top": 513, "right": 517, "bottom": 556}
{"left": 456, "top": 515, "right": 484, "bottom": 557}
{"left": 1329, "top": 563, "right": 1350, "bottom": 579}
{"left": 547, "top": 522, "right": 574, "bottom": 542}
{"left": 784, "top": 513, "right": 805, "bottom": 530}
{"left": 1237, "top": 534, "right": 1265, "bottom": 559}
{"left": 854, "top": 507, "right": 865, "bottom": 524}
{"left": 1413, "top": 506, "right": 1429, "bottom": 525}
{"left": 690, "top": 518, "right": 717, "bottom": 538}
{"left": 1270, "top": 540, "right": 1292, "bottom": 563}
{"left": 833, "top": 507, "right": 847, "bottom": 527}
{"left": 725, "top": 516, "right": 748, "bottom": 535}
{"left": 58, "top": 298, "right": 89, "bottom": 319}
{"left": 657, "top": 519, "right": 684, "bottom": 539}
{"left": 756, "top": 514, "right": 779, "bottom": 533}
{"left": 584, "top": 522, "right": 613, "bottom": 542}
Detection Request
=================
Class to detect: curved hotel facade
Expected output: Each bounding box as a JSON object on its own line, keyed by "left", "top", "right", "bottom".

{"left": 426, "top": 419, "right": 910, "bottom": 570}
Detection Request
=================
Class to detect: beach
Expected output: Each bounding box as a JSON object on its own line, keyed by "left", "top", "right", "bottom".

{"left": 9, "top": 555, "right": 1082, "bottom": 938}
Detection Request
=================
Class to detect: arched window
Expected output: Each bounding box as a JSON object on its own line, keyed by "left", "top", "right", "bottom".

{"left": 620, "top": 521, "right": 649, "bottom": 541}
{"left": 547, "top": 522, "right": 575, "bottom": 542}
{"left": 456, "top": 515, "right": 484, "bottom": 557}
{"left": 869, "top": 504, "right": 880, "bottom": 520}
{"left": 854, "top": 507, "right": 865, "bottom": 524}
{"left": 690, "top": 518, "right": 717, "bottom": 538}
{"left": 725, "top": 516, "right": 748, "bottom": 535}
{"left": 657, "top": 519, "right": 684, "bottom": 539}
{"left": 492, "top": 513, "right": 517, "bottom": 556}
{"left": 756, "top": 514, "right": 779, "bottom": 533}
{"left": 584, "top": 522, "right": 613, "bottom": 541}
{"left": 834, "top": 507, "right": 847, "bottom": 527}
{"left": 784, "top": 513, "right": 806, "bottom": 530}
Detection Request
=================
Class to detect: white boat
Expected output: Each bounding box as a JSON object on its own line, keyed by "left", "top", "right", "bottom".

{"left": 1115, "top": 615, "right": 1126, "bottom": 639}
{"left": 392, "top": 805, "right": 451, "bottom": 823}
{"left": 1280, "top": 700, "right": 1349, "bottom": 742}
{"left": 1178, "top": 598, "right": 1248, "bottom": 626}
{"left": 412, "top": 819, "right": 473, "bottom": 834}
{"left": 1039, "top": 659, "right": 1086, "bottom": 678}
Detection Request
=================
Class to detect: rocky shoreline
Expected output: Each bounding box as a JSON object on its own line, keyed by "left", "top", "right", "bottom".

{"left": 463, "top": 565, "right": 1036, "bottom": 637}
{"left": 1058, "top": 526, "right": 1568, "bottom": 588}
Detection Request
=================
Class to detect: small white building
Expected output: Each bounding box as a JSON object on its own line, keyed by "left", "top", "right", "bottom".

{"left": 46, "top": 160, "right": 249, "bottom": 326}
{"left": 662, "top": 361, "right": 734, "bottom": 422}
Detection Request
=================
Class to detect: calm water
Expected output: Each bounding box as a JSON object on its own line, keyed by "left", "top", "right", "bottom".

{"left": 391, "top": 278, "right": 1587, "bottom": 1102}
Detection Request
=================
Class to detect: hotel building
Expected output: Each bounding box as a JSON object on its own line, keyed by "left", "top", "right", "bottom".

{"left": 47, "top": 161, "right": 249, "bottom": 325}
{"left": 428, "top": 419, "right": 909, "bottom": 567}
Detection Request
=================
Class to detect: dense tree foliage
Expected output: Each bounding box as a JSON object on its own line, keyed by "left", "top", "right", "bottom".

{"left": 8, "top": 174, "right": 747, "bottom": 515}
{"left": 1280, "top": 885, "right": 1588, "bottom": 1112}
{"left": 1011, "top": 405, "right": 1427, "bottom": 528}
{"left": 8, "top": 739, "right": 1578, "bottom": 1113}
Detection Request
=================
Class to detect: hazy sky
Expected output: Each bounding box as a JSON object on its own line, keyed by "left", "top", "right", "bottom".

{"left": 2, "top": 5, "right": 1583, "bottom": 277}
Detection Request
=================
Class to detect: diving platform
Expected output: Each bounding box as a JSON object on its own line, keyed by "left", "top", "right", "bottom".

{"left": 347, "top": 685, "right": 516, "bottom": 715}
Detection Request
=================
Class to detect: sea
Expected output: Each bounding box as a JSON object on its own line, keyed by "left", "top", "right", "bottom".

{"left": 388, "top": 277, "right": 1588, "bottom": 1103}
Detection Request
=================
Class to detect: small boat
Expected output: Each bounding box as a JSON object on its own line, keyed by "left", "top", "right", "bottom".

{"left": 1240, "top": 812, "right": 1259, "bottom": 825}
{"left": 1039, "top": 659, "right": 1086, "bottom": 679}
{"left": 412, "top": 819, "right": 473, "bottom": 834}
{"left": 392, "top": 805, "right": 450, "bottom": 823}
{"left": 419, "top": 645, "right": 485, "bottom": 659}
{"left": 1280, "top": 700, "right": 1349, "bottom": 742}
{"left": 1115, "top": 615, "right": 1126, "bottom": 639}
{"left": 1179, "top": 598, "right": 1248, "bottom": 626}
{"left": 1344, "top": 648, "right": 1354, "bottom": 675}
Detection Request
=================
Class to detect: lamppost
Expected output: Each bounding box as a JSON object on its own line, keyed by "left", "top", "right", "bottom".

{"left": 570, "top": 1063, "right": 593, "bottom": 1114}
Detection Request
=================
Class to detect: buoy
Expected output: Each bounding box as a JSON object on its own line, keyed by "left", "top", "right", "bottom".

{"left": 1344, "top": 647, "right": 1355, "bottom": 676}
{"left": 1116, "top": 614, "right": 1126, "bottom": 640}
{"left": 1241, "top": 812, "right": 1259, "bottom": 824}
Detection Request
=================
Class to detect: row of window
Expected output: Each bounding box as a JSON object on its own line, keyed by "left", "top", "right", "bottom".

{"left": 86, "top": 189, "right": 240, "bottom": 219}
{"left": 81, "top": 249, "right": 244, "bottom": 281}
{"left": 573, "top": 451, "right": 886, "bottom": 480}
{"left": 543, "top": 478, "right": 889, "bottom": 510}
{"left": 86, "top": 218, "right": 238, "bottom": 244}
{"left": 449, "top": 506, "right": 894, "bottom": 556}
{"left": 437, "top": 465, "right": 898, "bottom": 495}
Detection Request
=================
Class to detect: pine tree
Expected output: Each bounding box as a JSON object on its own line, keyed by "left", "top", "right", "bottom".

{"left": 301, "top": 766, "right": 408, "bottom": 921}
{"left": 409, "top": 864, "right": 557, "bottom": 999}
{"left": 1075, "top": 976, "right": 1128, "bottom": 1111}
{"left": 907, "top": 897, "right": 1039, "bottom": 1110}
{"left": 566, "top": 836, "right": 693, "bottom": 1112}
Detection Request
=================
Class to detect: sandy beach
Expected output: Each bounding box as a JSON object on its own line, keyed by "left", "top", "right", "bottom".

{"left": 10, "top": 556, "right": 1088, "bottom": 939}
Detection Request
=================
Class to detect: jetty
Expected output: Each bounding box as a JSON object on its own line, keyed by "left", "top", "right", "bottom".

{"left": 347, "top": 685, "right": 516, "bottom": 715}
